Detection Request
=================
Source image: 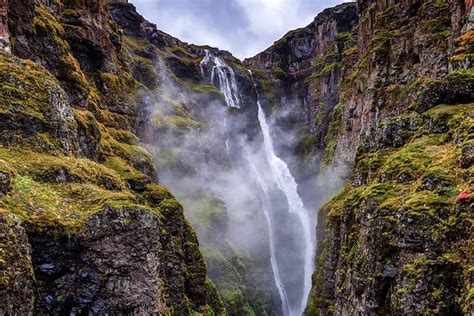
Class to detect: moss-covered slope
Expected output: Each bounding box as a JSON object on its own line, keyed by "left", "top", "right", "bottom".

{"left": 307, "top": 99, "right": 473, "bottom": 315}
{"left": 305, "top": 1, "right": 474, "bottom": 315}
{"left": 0, "top": 0, "right": 223, "bottom": 314}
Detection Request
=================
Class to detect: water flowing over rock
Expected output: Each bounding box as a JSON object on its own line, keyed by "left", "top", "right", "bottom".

{"left": 201, "top": 49, "right": 242, "bottom": 108}
{"left": 255, "top": 100, "right": 315, "bottom": 316}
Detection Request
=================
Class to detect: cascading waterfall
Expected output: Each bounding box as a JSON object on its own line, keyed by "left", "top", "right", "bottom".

{"left": 243, "top": 145, "right": 291, "bottom": 316}
{"left": 200, "top": 49, "right": 241, "bottom": 108}
{"left": 256, "top": 99, "right": 315, "bottom": 316}
{"left": 200, "top": 48, "right": 315, "bottom": 314}
{"left": 249, "top": 71, "right": 315, "bottom": 316}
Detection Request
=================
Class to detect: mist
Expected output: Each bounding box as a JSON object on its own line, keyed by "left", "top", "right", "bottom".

{"left": 143, "top": 51, "right": 347, "bottom": 315}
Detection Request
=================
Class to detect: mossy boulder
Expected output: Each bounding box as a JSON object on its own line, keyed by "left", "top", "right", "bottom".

{"left": 414, "top": 70, "right": 474, "bottom": 113}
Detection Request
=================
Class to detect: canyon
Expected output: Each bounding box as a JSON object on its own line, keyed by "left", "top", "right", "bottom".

{"left": 0, "top": 0, "right": 472, "bottom": 315}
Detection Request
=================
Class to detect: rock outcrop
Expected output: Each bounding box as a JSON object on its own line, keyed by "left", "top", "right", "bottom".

{"left": 247, "top": 1, "right": 473, "bottom": 315}
{"left": 0, "top": 0, "right": 222, "bottom": 314}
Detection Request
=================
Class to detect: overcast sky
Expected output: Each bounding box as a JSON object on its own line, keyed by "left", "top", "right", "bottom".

{"left": 131, "top": 0, "right": 346, "bottom": 60}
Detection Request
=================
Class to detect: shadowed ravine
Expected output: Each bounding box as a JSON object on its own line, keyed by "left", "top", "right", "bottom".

{"left": 200, "top": 53, "right": 317, "bottom": 315}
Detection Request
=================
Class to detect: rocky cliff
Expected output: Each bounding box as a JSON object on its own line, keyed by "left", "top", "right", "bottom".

{"left": 245, "top": 3, "right": 358, "bottom": 177}
{"left": 247, "top": 0, "right": 473, "bottom": 315}
{"left": 0, "top": 0, "right": 226, "bottom": 314}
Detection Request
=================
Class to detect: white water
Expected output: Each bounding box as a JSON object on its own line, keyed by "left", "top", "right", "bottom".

{"left": 200, "top": 49, "right": 241, "bottom": 108}
{"left": 243, "top": 146, "right": 291, "bottom": 316}
{"left": 247, "top": 70, "right": 315, "bottom": 316}
{"left": 200, "top": 54, "right": 315, "bottom": 314}
{"left": 257, "top": 101, "right": 315, "bottom": 316}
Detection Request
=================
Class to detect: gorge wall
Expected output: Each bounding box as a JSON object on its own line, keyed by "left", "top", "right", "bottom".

{"left": 0, "top": 0, "right": 472, "bottom": 315}
{"left": 0, "top": 0, "right": 228, "bottom": 314}
{"left": 246, "top": 0, "right": 474, "bottom": 315}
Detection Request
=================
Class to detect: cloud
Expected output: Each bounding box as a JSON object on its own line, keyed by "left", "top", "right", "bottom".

{"left": 130, "top": 0, "right": 346, "bottom": 59}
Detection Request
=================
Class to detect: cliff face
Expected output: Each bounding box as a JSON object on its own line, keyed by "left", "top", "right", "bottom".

{"left": 0, "top": 0, "right": 273, "bottom": 314}
{"left": 0, "top": 0, "right": 472, "bottom": 315}
{"left": 304, "top": 1, "right": 474, "bottom": 315}
{"left": 247, "top": 0, "right": 473, "bottom": 315}
{"left": 245, "top": 3, "right": 359, "bottom": 179}
{"left": 0, "top": 0, "right": 224, "bottom": 314}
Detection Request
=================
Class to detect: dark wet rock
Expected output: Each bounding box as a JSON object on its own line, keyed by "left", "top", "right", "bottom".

{"left": 460, "top": 143, "right": 473, "bottom": 168}
{"left": 415, "top": 71, "right": 474, "bottom": 113}
{"left": 30, "top": 206, "right": 165, "bottom": 314}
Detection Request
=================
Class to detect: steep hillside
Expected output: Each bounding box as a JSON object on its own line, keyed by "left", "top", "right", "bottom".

{"left": 247, "top": 0, "right": 473, "bottom": 315}
{"left": 0, "top": 0, "right": 225, "bottom": 314}
{"left": 0, "top": 0, "right": 278, "bottom": 315}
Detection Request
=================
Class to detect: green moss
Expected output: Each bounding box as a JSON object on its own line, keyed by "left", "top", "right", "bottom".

{"left": 0, "top": 175, "right": 137, "bottom": 234}
{"left": 0, "top": 53, "right": 69, "bottom": 121}
{"left": 0, "top": 209, "right": 35, "bottom": 299}
{"left": 336, "top": 32, "right": 351, "bottom": 42}
{"left": 191, "top": 196, "right": 227, "bottom": 233}
{"left": 33, "top": 3, "right": 91, "bottom": 96}
{"left": 99, "top": 130, "right": 154, "bottom": 171}
{"left": 322, "top": 102, "right": 344, "bottom": 163}
{"left": 103, "top": 157, "right": 151, "bottom": 190}
{"left": 189, "top": 83, "right": 226, "bottom": 102}
{"left": 371, "top": 29, "right": 391, "bottom": 59}
{"left": 272, "top": 67, "right": 288, "bottom": 80}
{"left": 169, "top": 46, "right": 195, "bottom": 59}
{"left": 0, "top": 145, "right": 168, "bottom": 235}
{"left": 316, "top": 105, "right": 472, "bottom": 311}
{"left": 221, "top": 289, "right": 255, "bottom": 316}
{"left": 306, "top": 63, "right": 341, "bottom": 83}
{"left": 167, "top": 115, "right": 204, "bottom": 130}
{"left": 107, "top": 128, "right": 139, "bottom": 145}
{"left": 0, "top": 147, "right": 125, "bottom": 190}
{"left": 96, "top": 71, "right": 139, "bottom": 106}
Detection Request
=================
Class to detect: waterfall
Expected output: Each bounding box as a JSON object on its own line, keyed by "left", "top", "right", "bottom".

{"left": 249, "top": 71, "right": 315, "bottom": 316}
{"left": 200, "top": 49, "right": 241, "bottom": 108}
{"left": 200, "top": 55, "right": 316, "bottom": 314}
{"left": 243, "top": 145, "right": 291, "bottom": 316}
{"left": 257, "top": 101, "right": 315, "bottom": 316}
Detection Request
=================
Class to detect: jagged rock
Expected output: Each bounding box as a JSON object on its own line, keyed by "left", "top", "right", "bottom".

{"left": 0, "top": 52, "right": 80, "bottom": 156}
{"left": 461, "top": 143, "right": 474, "bottom": 168}
{"left": 415, "top": 71, "right": 474, "bottom": 113}
{"left": 245, "top": 2, "right": 359, "bottom": 178}
{"left": 30, "top": 206, "right": 166, "bottom": 314}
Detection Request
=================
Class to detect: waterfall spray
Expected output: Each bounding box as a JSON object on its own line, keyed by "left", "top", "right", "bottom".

{"left": 199, "top": 49, "right": 316, "bottom": 314}
{"left": 249, "top": 71, "right": 315, "bottom": 316}
{"left": 243, "top": 145, "right": 291, "bottom": 316}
